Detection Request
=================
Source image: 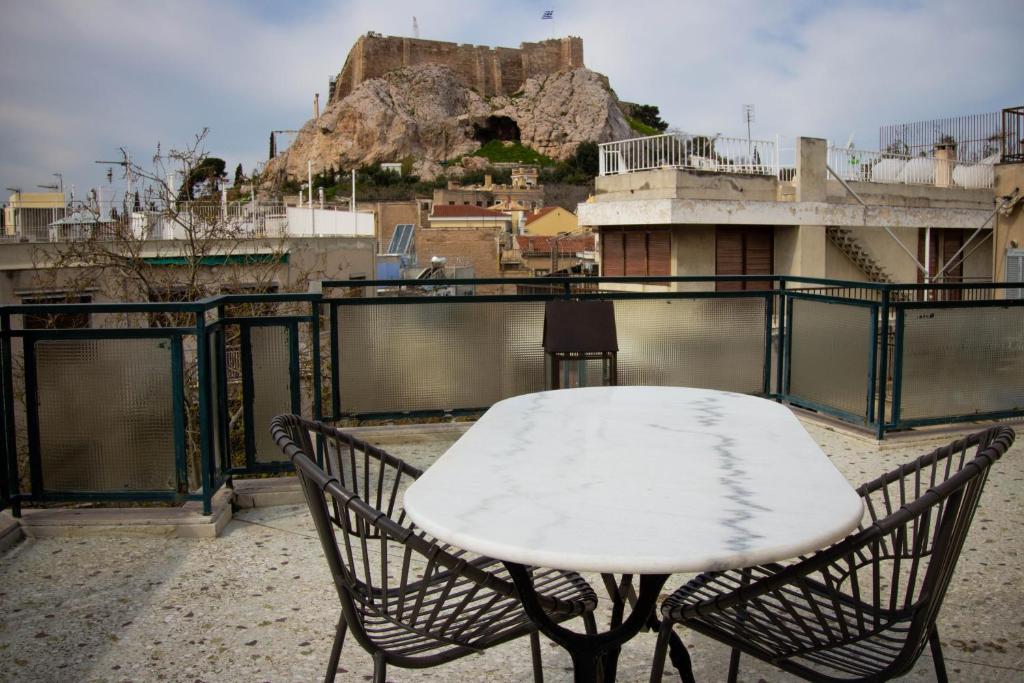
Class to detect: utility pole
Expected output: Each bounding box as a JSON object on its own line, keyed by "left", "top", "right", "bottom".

{"left": 743, "top": 104, "right": 755, "bottom": 162}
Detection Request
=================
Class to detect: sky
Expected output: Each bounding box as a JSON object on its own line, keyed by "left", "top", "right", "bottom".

{"left": 1, "top": 0, "right": 1021, "bottom": 202}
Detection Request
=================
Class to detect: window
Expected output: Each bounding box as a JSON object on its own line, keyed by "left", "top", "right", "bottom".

{"left": 147, "top": 287, "right": 191, "bottom": 328}
{"left": 715, "top": 227, "right": 773, "bottom": 291}
{"left": 601, "top": 228, "right": 671, "bottom": 277}
{"left": 1007, "top": 249, "right": 1023, "bottom": 300}
{"left": 21, "top": 293, "right": 92, "bottom": 330}
{"left": 917, "top": 228, "right": 971, "bottom": 300}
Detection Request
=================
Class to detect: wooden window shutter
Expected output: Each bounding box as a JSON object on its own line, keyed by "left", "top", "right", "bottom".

{"left": 648, "top": 229, "right": 671, "bottom": 276}
{"left": 715, "top": 227, "right": 744, "bottom": 291}
{"left": 624, "top": 231, "right": 648, "bottom": 276}
{"left": 744, "top": 229, "right": 773, "bottom": 290}
{"left": 602, "top": 229, "right": 625, "bottom": 276}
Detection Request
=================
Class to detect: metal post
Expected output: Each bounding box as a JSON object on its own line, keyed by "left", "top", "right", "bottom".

{"left": 195, "top": 311, "right": 214, "bottom": 515}
{"left": 875, "top": 287, "right": 890, "bottom": 440}
{"left": 308, "top": 160, "right": 315, "bottom": 236}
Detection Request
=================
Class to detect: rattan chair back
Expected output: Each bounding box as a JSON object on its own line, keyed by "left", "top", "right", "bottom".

{"left": 657, "top": 424, "right": 1015, "bottom": 682}
{"left": 270, "top": 414, "right": 595, "bottom": 677}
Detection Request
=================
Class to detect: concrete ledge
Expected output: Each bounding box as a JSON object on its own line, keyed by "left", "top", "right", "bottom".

{"left": 232, "top": 477, "right": 303, "bottom": 509}
{"left": 17, "top": 486, "right": 233, "bottom": 539}
{"left": 0, "top": 511, "right": 24, "bottom": 553}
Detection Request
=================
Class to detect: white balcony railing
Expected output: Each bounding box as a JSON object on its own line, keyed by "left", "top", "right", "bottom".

{"left": 598, "top": 133, "right": 779, "bottom": 177}
{"left": 827, "top": 147, "right": 996, "bottom": 189}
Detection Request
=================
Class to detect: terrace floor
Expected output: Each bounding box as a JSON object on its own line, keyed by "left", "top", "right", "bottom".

{"left": 1, "top": 417, "right": 1022, "bottom": 682}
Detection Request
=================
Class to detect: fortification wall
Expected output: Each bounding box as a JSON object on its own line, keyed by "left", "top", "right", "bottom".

{"left": 331, "top": 33, "right": 584, "bottom": 102}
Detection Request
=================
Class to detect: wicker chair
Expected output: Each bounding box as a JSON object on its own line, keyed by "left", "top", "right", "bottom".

{"left": 271, "top": 415, "right": 599, "bottom": 683}
{"left": 650, "top": 425, "right": 1015, "bottom": 683}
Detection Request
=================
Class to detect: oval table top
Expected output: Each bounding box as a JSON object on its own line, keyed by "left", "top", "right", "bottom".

{"left": 404, "top": 386, "right": 864, "bottom": 574}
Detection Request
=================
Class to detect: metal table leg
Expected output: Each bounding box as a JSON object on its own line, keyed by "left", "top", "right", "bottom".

{"left": 505, "top": 563, "right": 669, "bottom": 683}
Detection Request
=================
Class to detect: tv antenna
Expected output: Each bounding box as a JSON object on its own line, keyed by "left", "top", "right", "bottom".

{"left": 743, "top": 104, "right": 755, "bottom": 158}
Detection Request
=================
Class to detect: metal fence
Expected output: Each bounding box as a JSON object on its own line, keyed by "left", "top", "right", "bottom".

{"left": 879, "top": 111, "right": 1001, "bottom": 163}
{"left": 826, "top": 146, "right": 995, "bottom": 189}
{"left": 599, "top": 133, "right": 778, "bottom": 177}
{"left": 1, "top": 276, "right": 1021, "bottom": 517}
{"left": 1003, "top": 106, "right": 1024, "bottom": 163}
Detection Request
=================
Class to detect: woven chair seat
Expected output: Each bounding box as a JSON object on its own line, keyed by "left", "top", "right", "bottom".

{"left": 649, "top": 425, "right": 1015, "bottom": 683}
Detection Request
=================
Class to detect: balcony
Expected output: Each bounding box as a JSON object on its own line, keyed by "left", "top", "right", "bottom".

{"left": 0, "top": 275, "right": 1021, "bottom": 680}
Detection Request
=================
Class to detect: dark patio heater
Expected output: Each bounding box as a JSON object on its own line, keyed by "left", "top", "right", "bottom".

{"left": 542, "top": 299, "right": 618, "bottom": 390}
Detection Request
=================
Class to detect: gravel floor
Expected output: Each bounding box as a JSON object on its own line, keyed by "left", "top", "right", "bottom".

{"left": 1, "top": 418, "right": 1022, "bottom": 682}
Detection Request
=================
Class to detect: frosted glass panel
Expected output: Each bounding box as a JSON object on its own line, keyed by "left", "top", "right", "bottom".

{"left": 337, "top": 298, "right": 769, "bottom": 414}
{"left": 899, "top": 306, "right": 1024, "bottom": 421}
{"left": 35, "top": 339, "right": 176, "bottom": 492}
{"left": 788, "top": 298, "right": 872, "bottom": 419}
{"left": 338, "top": 301, "right": 546, "bottom": 414}
{"left": 613, "top": 298, "right": 767, "bottom": 393}
{"left": 250, "top": 325, "right": 292, "bottom": 464}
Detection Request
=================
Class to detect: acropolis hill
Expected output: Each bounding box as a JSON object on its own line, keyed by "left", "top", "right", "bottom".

{"left": 265, "top": 33, "right": 633, "bottom": 183}
{"left": 330, "top": 33, "right": 585, "bottom": 101}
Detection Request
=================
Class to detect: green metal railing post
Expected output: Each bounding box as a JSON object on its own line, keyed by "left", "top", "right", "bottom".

{"left": 0, "top": 312, "right": 17, "bottom": 516}
{"left": 875, "top": 288, "right": 891, "bottom": 440}
{"left": 775, "top": 279, "right": 786, "bottom": 401}
{"left": 195, "top": 311, "right": 214, "bottom": 515}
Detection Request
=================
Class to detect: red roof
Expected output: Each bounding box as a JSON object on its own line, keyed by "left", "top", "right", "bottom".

{"left": 516, "top": 234, "right": 595, "bottom": 253}
{"left": 524, "top": 206, "right": 566, "bottom": 225}
{"left": 430, "top": 205, "right": 510, "bottom": 219}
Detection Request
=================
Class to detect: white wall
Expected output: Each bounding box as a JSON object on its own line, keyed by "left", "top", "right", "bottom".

{"left": 286, "top": 207, "right": 374, "bottom": 236}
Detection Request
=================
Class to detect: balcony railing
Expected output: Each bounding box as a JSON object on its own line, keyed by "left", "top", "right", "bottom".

{"left": 1, "top": 276, "right": 1021, "bottom": 517}
{"left": 826, "top": 146, "right": 996, "bottom": 189}
{"left": 598, "top": 133, "right": 778, "bottom": 177}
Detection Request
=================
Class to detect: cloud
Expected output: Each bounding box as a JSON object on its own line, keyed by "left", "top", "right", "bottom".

{"left": 1, "top": 0, "right": 1021, "bottom": 196}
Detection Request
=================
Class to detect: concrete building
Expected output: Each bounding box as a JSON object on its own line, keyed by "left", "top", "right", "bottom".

{"left": 3, "top": 191, "right": 65, "bottom": 240}
{"left": 577, "top": 134, "right": 1019, "bottom": 291}
{"left": 433, "top": 175, "right": 544, "bottom": 213}
{"left": 523, "top": 206, "right": 578, "bottom": 236}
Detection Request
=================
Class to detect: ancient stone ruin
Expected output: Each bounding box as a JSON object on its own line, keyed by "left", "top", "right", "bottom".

{"left": 330, "top": 33, "right": 585, "bottom": 102}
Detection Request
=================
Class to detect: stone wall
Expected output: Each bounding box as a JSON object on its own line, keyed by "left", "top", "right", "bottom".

{"left": 332, "top": 33, "right": 584, "bottom": 102}
{"left": 416, "top": 226, "right": 501, "bottom": 280}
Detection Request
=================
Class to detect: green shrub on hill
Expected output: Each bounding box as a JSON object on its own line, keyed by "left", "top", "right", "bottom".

{"left": 471, "top": 140, "right": 555, "bottom": 165}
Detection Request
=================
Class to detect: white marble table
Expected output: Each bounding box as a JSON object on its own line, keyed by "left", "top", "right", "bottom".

{"left": 404, "top": 386, "right": 864, "bottom": 681}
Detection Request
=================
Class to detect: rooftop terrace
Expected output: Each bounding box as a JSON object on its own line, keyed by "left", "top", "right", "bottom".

{"left": 2, "top": 419, "right": 1022, "bottom": 682}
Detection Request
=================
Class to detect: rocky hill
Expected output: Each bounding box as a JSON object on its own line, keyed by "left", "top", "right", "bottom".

{"left": 264, "top": 63, "right": 634, "bottom": 184}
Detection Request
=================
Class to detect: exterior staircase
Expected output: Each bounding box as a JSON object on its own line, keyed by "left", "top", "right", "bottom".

{"left": 826, "top": 226, "right": 894, "bottom": 284}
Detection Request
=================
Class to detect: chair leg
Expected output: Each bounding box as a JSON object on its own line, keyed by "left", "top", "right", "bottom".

{"left": 324, "top": 617, "right": 347, "bottom": 683}
{"left": 650, "top": 621, "right": 696, "bottom": 683}
{"left": 583, "top": 611, "right": 598, "bottom": 636}
{"left": 648, "top": 621, "right": 671, "bottom": 683}
{"left": 530, "top": 631, "right": 544, "bottom": 683}
{"left": 372, "top": 651, "right": 387, "bottom": 683}
{"left": 929, "top": 626, "right": 949, "bottom": 683}
{"left": 727, "top": 647, "right": 741, "bottom": 683}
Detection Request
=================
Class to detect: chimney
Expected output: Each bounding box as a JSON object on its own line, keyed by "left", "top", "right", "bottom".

{"left": 484, "top": 173, "right": 492, "bottom": 189}
{"left": 314, "top": 93, "right": 320, "bottom": 119}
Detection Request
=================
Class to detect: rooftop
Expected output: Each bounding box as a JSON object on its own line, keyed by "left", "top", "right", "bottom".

{"left": 2, "top": 418, "right": 1021, "bottom": 682}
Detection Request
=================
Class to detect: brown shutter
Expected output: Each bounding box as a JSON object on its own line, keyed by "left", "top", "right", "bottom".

{"left": 745, "top": 229, "right": 773, "bottom": 290}
{"left": 602, "top": 229, "right": 624, "bottom": 276}
{"left": 716, "top": 227, "right": 744, "bottom": 291}
{"left": 624, "top": 231, "right": 648, "bottom": 276}
{"left": 648, "top": 229, "right": 671, "bottom": 276}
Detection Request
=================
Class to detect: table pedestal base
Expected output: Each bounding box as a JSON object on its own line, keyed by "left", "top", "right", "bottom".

{"left": 504, "top": 564, "right": 693, "bottom": 683}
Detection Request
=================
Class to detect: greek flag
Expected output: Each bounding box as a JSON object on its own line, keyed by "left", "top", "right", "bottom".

{"left": 541, "top": 10, "right": 554, "bottom": 19}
